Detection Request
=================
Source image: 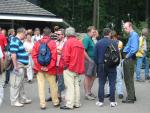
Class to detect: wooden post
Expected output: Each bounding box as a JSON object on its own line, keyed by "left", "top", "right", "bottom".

{"left": 11, "top": 20, "right": 14, "bottom": 29}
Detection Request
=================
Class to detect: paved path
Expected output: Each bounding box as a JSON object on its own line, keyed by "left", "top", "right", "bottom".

{"left": 0, "top": 75, "right": 150, "bottom": 113}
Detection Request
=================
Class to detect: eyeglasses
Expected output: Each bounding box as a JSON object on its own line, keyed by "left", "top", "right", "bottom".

{"left": 57, "top": 34, "right": 62, "bottom": 35}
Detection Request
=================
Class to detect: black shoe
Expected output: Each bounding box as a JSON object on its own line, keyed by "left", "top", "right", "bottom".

{"left": 54, "top": 103, "right": 60, "bottom": 107}
{"left": 136, "top": 79, "right": 145, "bottom": 82}
{"left": 58, "top": 97, "right": 61, "bottom": 102}
{"left": 73, "top": 106, "right": 80, "bottom": 108}
{"left": 122, "top": 99, "right": 134, "bottom": 103}
{"left": 46, "top": 97, "right": 52, "bottom": 102}
{"left": 3, "top": 83, "right": 8, "bottom": 88}
{"left": 104, "top": 94, "right": 110, "bottom": 98}
{"left": 134, "top": 96, "right": 137, "bottom": 101}
{"left": 145, "top": 76, "right": 150, "bottom": 80}
{"left": 28, "top": 80, "right": 32, "bottom": 84}
{"left": 118, "top": 94, "right": 124, "bottom": 99}
{"left": 5, "top": 81, "right": 9, "bottom": 84}
{"left": 126, "top": 96, "right": 136, "bottom": 101}
{"left": 60, "top": 106, "right": 72, "bottom": 110}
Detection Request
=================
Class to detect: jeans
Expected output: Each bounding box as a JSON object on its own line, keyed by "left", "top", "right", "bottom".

{"left": 56, "top": 67, "right": 65, "bottom": 94}
{"left": 5, "top": 69, "right": 10, "bottom": 84}
{"left": 5, "top": 52, "right": 13, "bottom": 84}
{"left": 136, "top": 54, "right": 149, "bottom": 80}
{"left": 97, "top": 64, "right": 117, "bottom": 102}
{"left": 116, "top": 61, "right": 124, "bottom": 95}
{"left": 56, "top": 75, "right": 65, "bottom": 94}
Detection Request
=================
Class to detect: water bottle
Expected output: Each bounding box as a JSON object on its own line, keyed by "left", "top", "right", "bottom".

{"left": 13, "top": 68, "right": 19, "bottom": 76}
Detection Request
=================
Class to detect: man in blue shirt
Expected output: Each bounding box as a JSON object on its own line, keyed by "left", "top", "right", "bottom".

{"left": 10, "top": 28, "right": 32, "bottom": 107}
{"left": 122, "top": 22, "right": 139, "bottom": 103}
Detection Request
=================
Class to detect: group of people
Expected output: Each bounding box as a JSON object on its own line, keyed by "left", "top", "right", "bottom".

{"left": 0, "top": 21, "right": 149, "bottom": 110}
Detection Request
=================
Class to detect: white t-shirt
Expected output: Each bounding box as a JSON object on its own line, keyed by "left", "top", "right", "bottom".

{"left": 23, "top": 41, "right": 34, "bottom": 54}
{"left": 32, "top": 35, "right": 43, "bottom": 43}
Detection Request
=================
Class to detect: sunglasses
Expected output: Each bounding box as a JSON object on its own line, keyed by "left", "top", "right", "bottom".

{"left": 57, "top": 34, "right": 62, "bottom": 35}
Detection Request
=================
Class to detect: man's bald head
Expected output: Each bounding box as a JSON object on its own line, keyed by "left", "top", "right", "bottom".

{"left": 123, "top": 22, "right": 133, "bottom": 33}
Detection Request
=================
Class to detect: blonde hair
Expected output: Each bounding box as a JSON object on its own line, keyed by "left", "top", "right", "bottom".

{"left": 8, "top": 29, "right": 15, "bottom": 35}
{"left": 142, "top": 28, "right": 149, "bottom": 36}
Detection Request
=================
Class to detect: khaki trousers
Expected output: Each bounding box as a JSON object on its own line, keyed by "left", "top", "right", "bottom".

{"left": 64, "top": 69, "right": 81, "bottom": 108}
{"left": 36, "top": 72, "right": 59, "bottom": 107}
{"left": 10, "top": 65, "right": 28, "bottom": 104}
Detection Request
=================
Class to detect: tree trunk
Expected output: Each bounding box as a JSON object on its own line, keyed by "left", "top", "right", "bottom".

{"left": 93, "top": 0, "right": 100, "bottom": 29}
{"left": 146, "top": 0, "right": 149, "bottom": 28}
{"left": 97, "top": 0, "right": 100, "bottom": 30}
{"left": 93, "top": 0, "right": 97, "bottom": 27}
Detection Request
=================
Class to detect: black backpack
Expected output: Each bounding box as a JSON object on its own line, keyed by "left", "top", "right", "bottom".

{"left": 104, "top": 42, "right": 120, "bottom": 67}
{"left": 37, "top": 39, "right": 51, "bottom": 66}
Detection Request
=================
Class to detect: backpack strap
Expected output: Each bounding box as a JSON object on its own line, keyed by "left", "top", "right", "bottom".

{"left": 46, "top": 38, "right": 51, "bottom": 45}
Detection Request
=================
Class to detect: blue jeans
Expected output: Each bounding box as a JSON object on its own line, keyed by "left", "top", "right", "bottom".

{"left": 56, "top": 75, "right": 65, "bottom": 94}
{"left": 5, "top": 69, "right": 10, "bottom": 84}
{"left": 136, "top": 54, "right": 149, "bottom": 80}
{"left": 116, "top": 61, "right": 124, "bottom": 95}
{"left": 97, "top": 64, "right": 117, "bottom": 102}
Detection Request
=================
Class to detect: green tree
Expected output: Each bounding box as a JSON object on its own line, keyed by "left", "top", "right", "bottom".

{"left": 39, "top": 0, "right": 148, "bottom": 32}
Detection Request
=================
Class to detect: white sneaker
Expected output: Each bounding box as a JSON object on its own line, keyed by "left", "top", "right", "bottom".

{"left": 110, "top": 102, "right": 117, "bottom": 107}
{"left": 96, "top": 101, "right": 103, "bottom": 107}
{"left": 20, "top": 99, "right": 32, "bottom": 104}
{"left": 11, "top": 101, "right": 24, "bottom": 107}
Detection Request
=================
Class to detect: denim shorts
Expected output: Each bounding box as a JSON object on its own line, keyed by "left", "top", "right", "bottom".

{"left": 85, "top": 60, "right": 96, "bottom": 77}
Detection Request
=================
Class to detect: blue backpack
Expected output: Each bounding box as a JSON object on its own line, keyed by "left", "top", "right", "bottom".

{"left": 38, "top": 39, "right": 51, "bottom": 66}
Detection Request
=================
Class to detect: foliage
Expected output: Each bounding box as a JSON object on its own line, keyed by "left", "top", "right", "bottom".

{"left": 39, "top": 0, "right": 148, "bottom": 33}
{"left": 39, "top": 0, "right": 93, "bottom": 32}
{"left": 38, "top": 0, "right": 150, "bottom": 60}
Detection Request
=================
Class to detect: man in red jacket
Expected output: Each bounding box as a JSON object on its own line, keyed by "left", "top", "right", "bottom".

{"left": 0, "top": 28, "right": 7, "bottom": 73}
{"left": 0, "top": 28, "right": 7, "bottom": 60}
{"left": 32, "top": 27, "right": 59, "bottom": 110}
{"left": 60, "top": 27, "right": 85, "bottom": 110}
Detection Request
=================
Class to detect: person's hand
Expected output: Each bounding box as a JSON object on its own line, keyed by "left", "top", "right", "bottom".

{"left": 13, "top": 66, "right": 19, "bottom": 75}
{"left": 41, "top": 66, "right": 48, "bottom": 71}
{"left": 89, "top": 59, "right": 94, "bottom": 64}
{"left": 14, "top": 65, "right": 19, "bottom": 71}
{"left": 57, "top": 49, "right": 62, "bottom": 55}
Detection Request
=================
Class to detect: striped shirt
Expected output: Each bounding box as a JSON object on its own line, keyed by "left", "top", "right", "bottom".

{"left": 10, "top": 37, "right": 29, "bottom": 65}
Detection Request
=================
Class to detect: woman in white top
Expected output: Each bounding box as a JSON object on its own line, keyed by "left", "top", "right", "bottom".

{"left": 24, "top": 34, "right": 34, "bottom": 83}
{"left": 32, "top": 28, "right": 42, "bottom": 43}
